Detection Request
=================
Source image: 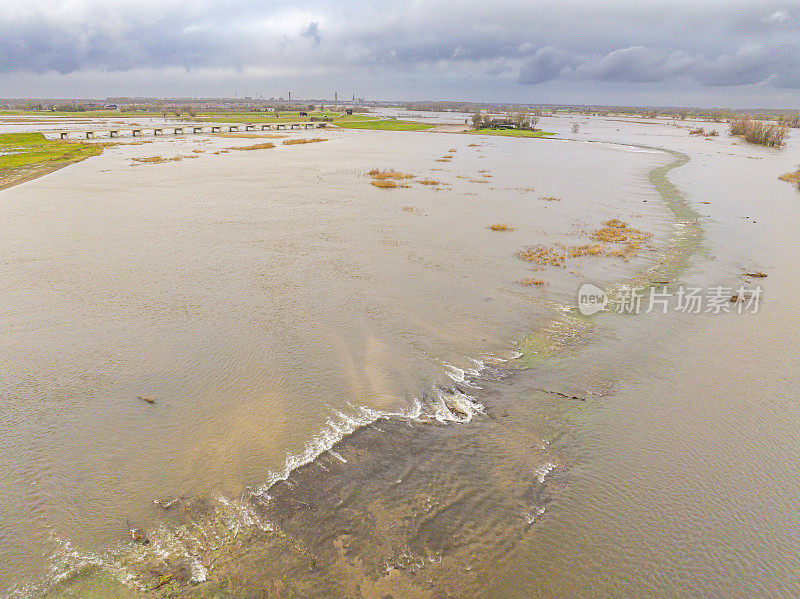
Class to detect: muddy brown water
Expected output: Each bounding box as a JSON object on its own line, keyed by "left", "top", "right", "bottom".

{"left": 2, "top": 116, "right": 799, "bottom": 597}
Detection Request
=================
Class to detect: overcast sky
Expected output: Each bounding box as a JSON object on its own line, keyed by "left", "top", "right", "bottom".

{"left": 1, "top": 0, "right": 799, "bottom": 107}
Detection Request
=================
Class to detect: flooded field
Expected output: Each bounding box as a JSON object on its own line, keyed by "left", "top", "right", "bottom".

{"left": 2, "top": 114, "right": 799, "bottom": 597}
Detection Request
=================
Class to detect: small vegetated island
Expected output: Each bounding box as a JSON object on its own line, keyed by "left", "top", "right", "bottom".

{"left": 470, "top": 111, "right": 555, "bottom": 138}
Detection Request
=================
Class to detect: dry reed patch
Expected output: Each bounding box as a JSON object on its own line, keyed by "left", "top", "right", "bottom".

{"left": 517, "top": 219, "right": 652, "bottom": 267}
{"left": 519, "top": 278, "right": 546, "bottom": 286}
{"left": 448, "top": 148, "right": 457, "bottom": 152}
{"left": 689, "top": 127, "right": 705, "bottom": 135}
{"left": 730, "top": 117, "right": 787, "bottom": 147}
{"left": 214, "top": 133, "right": 285, "bottom": 139}
{"left": 282, "top": 138, "right": 327, "bottom": 145}
{"left": 371, "top": 179, "right": 409, "bottom": 189}
{"left": 132, "top": 155, "right": 183, "bottom": 164}
{"left": 779, "top": 167, "right": 800, "bottom": 190}
{"left": 469, "top": 179, "right": 488, "bottom": 184}
{"left": 517, "top": 245, "right": 567, "bottom": 267}
{"left": 489, "top": 223, "right": 513, "bottom": 231}
{"left": 417, "top": 179, "right": 440, "bottom": 186}
{"left": 467, "top": 143, "right": 481, "bottom": 147}
{"left": 540, "top": 196, "right": 560, "bottom": 201}
{"left": 434, "top": 158, "right": 451, "bottom": 163}
{"left": 367, "top": 168, "right": 415, "bottom": 180}
{"left": 401, "top": 206, "right": 414, "bottom": 212}
{"left": 227, "top": 142, "right": 275, "bottom": 151}
{"left": 192, "top": 149, "right": 204, "bottom": 153}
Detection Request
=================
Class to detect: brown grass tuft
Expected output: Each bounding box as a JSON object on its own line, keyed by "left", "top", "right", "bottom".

{"left": 730, "top": 117, "right": 787, "bottom": 147}
{"left": 228, "top": 142, "right": 275, "bottom": 151}
{"left": 489, "top": 223, "right": 513, "bottom": 231}
{"left": 132, "top": 155, "right": 182, "bottom": 164}
{"left": 540, "top": 196, "right": 560, "bottom": 201}
{"left": 779, "top": 166, "right": 800, "bottom": 190}
{"left": 417, "top": 179, "right": 440, "bottom": 185}
{"left": 519, "top": 278, "right": 546, "bottom": 286}
{"left": 371, "top": 179, "right": 409, "bottom": 189}
{"left": 367, "top": 169, "right": 415, "bottom": 180}
{"left": 282, "top": 138, "right": 327, "bottom": 145}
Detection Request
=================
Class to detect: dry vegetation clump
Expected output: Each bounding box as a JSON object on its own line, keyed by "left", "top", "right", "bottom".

{"left": 517, "top": 245, "right": 567, "bottom": 267}
{"left": 228, "top": 142, "right": 276, "bottom": 151}
{"left": 417, "top": 179, "right": 440, "bottom": 185}
{"left": 689, "top": 127, "right": 705, "bottom": 135}
{"left": 434, "top": 158, "right": 451, "bottom": 162}
{"left": 214, "top": 133, "right": 285, "bottom": 139}
{"left": 371, "top": 179, "right": 410, "bottom": 189}
{"left": 591, "top": 218, "right": 653, "bottom": 259}
{"left": 540, "top": 196, "right": 561, "bottom": 201}
{"left": 517, "top": 219, "right": 652, "bottom": 267}
{"left": 779, "top": 166, "right": 800, "bottom": 190}
{"left": 448, "top": 148, "right": 457, "bottom": 152}
{"left": 371, "top": 179, "right": 399, "bottom": 188}
{"left": 591, "top": 218, "right": 651, "bottom": 244}
{"left": 132, "top": 155, "right": 183, "bottom": 164}
{"left": 488, "top": 223, "right": 513, "bottom": 231}
{"left": 707, "top": 130, "right": 719, "bottom": 137}
{"left": 401, "top": 206, "right": 414, "bottom": 212}
{"left": 469, "top": 179, "right": 488, "bottom": 184}
{"left": 282, "top": 138, "right": 328, "bottom": 145}
{"left": 367, "top": 168, "right": 415, "bottom": 180}
{"left": 729, "top": 117, "right": 788, "bottom": 147}
{"left": 467, "top": 143, "right": 480, "bottom": 147}
{"left": 519, "top": 278, "right": 546, "bottom": 286}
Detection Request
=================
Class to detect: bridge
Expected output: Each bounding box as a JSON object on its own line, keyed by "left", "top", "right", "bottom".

{"left": 57, "top": 122, "right": 328, "bottom": 140}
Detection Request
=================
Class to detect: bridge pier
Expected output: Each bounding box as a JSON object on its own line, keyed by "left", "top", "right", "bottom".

{"left": 304, "top": 123, "right": 313, "bottom": 129}
{"left": 85, "top": 131, "right": 95, "bottom": 139}
{"left": 154, "top": 128, "right": 163, "bottom": 136}
{"left": 211, "top": 126, "right": 221, "bottom": 133}
{"left": 132, "top": 129, "right": 142, "bottom": 137}
{"left": 260, "top": 124, "right": 271, "bottom": 130}
{"left": 173, "top": 127, "right": 183, "bottom": 134}
{"left": 109, "top": 130, "right": 119, "bottom": 138}
{"left": 60, "top": 132, "right": 68, "bottom": 139}
{"left": 228, "top": 125, "right": 238, "bottom": 132}
{"left": 291, "top": 123, "right": 299, "bottom": 129}
{"left": 193, "top": 127, "right": 203, "bottom": 134}
{"left": 276, "top": 124, "right": 286, "bottom": 130}
{"left": 245, "top": 124, "right": 255, "bottom": 131}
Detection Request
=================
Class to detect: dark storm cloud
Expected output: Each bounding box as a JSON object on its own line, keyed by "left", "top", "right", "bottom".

{"left": 1, "top": 0, "right": 799, "bottom": 98}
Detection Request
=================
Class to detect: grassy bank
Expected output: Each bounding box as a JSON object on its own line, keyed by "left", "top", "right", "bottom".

{"left": 0, "top": 132, "right": 102, "bottom": 191}
{"left": 470, "top": 128, "right": 555, "bottom": 138}
{"left": 335, "top": 119, "right": 434, "bottom": 131}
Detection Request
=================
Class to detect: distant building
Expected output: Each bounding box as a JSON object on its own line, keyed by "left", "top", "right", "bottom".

{"left": 104, "top": 104, "right": 118, "bottom": 110}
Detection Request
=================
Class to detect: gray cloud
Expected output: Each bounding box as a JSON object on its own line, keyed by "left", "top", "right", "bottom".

{"left": 1, "top": 0, "right": 799, "bottom": 104}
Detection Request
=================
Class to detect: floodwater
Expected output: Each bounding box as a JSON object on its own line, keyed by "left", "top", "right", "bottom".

{"left": 1, "top": 114, "right": 799, "bottom": 597}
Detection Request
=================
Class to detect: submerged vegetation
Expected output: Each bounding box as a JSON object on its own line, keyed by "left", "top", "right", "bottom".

{"left": 282, "top": 138, "right": 327, "bottom": 145}
{"left": 367, "top": 168, "right": 414, "bottom": 189}
{"left": 729, "top": 118, "right": 788, "bottom": 147}
{"left": 518, "top": 219, "right": 652, "bottom": 267}
{"left": 229, "top": 142, "right": 276, "bottom": 150}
